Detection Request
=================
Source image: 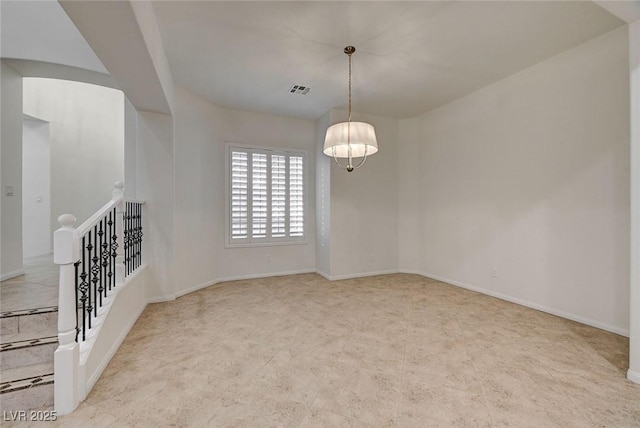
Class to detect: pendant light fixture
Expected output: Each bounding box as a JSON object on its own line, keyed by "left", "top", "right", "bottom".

{"left": 323, "top": 46, "right": 378, "bottom": 172}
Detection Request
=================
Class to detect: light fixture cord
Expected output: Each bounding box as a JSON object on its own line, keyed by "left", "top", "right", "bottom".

{"left": 348, "top": 50, "right": 352, "bottom": 124}
{"left": 347, "top": 50, "right": 353, "bottom": 170}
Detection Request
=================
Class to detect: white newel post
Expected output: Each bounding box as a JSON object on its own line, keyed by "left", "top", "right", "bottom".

{"left": 113, "top": 181, "right": 125, "bottom": 286}
{"left": 54, "top": 214, "right": 80, "bottom": 415}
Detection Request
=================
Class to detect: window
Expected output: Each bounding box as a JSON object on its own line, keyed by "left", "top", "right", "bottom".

{"left": 228, "top": 145, "right": 306, "bottom": 246}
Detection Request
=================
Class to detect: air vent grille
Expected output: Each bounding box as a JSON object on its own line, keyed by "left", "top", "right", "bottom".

{"left": 289, "top": 84, "right": 310, "bottom": 95}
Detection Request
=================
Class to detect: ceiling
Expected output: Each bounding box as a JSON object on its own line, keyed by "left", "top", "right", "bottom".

{"left": 152, "top": 1, "right": 624, "bottom": 119}
{"left": 0, "top": 0, "right": 107, "bottom": 74}
{"left": 1, "top": 1, "right": 627, "bottom": 120}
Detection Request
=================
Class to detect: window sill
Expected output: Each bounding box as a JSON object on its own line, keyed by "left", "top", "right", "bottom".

{"left": 225, "top": 240, "right": 308, "bottom": 249}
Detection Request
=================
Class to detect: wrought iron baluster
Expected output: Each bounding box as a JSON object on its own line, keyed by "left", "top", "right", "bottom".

{"left": 91, "top": 225, "right": 100, "bottom": 316}
{"left": 79, "top": 237, "right": 88, "bottom": 341}
{"left": 101, "top": 216, "right": 109, "bottom": 299}
{"left": 140, "top": 203, "right": 143, "bottom": 269}
{"left": 106, "top": 201, "right": 144, "bottom": 280}
{"left": 111, "top": 207, "right": 118, "bottom": 287}
{"left": 124, "top": 203, "right": 129, "bottom": 276}
{"left": 130, "top": 202, "right": 133, "bottom": 274}
{"left": 74, "top": 260, "right": 80, "bottom": 342}
{"left": 86, "top": 232, "right": 93, "bottom": 331}
{"left": 97, "top": 220, "right": 105, "bottom": 305}
{"left": 133, "top": 203, "right": 137, "bottom": 271}
{"left": 137, "top": 203, "right": 143, "bottom": 270}
{"left": 130, "top": 202, "right": 134, "bottom": 273}
{"left": 129, "top": 203, "right": 134, "bottom": 273}
{"left": 125, "top": 202, "right": 133, "bottom": 275}
{"left": 108, "top": 210, "right": 113, "bottom": 291}
{"left": 132, "top": 203, "right": 136, "bottom": 270}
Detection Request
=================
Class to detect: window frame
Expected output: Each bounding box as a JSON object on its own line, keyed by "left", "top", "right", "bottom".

{"left": 225, "top": 143, "right": 308, "bottom": 248}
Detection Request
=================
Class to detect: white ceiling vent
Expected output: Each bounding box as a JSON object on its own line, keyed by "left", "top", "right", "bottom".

{"left": 289, "top": 84, "right": 310, "bottom": 95}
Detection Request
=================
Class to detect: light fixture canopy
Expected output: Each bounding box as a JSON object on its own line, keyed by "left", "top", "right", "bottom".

{"left": 323, "top": 46, "right": 378, "bottom": 172}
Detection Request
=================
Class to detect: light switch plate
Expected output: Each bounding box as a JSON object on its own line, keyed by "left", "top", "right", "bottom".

{"left": 5, "top": 185, "right": 14, "bottom": 197}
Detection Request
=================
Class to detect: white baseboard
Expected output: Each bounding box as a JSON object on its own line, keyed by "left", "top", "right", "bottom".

{"left": 628, "top": 369, "right": 640, "bottom": 384}
{"left": 213, "top": 269, "right": 317, "bottom": 286}
{"left": 399, "top": 269, "right": 435, "bottom": 278}
{"left": 149, "top": 269, "right": 318, "bottom": 302}
{"left": 147, "top": 294, "right": 177, "bottom": 304}
{"left": 318, "top": 269, "right": 399, "bottom": 281}
{"left": 1, "top": 269, "right": 25, "bottom": 281}
{"left": 152, "top": 269, "right": 405, "bottom": 301}
{"left": 24, "top": 251, "right": 53, "bottom": 260}
{"left": 315, "top": 270, "right": 331, "bottom": 281}
{"left": 152, "top": 269, "right": 403, "bottom": 300}
{"left": 400, "top": 269, "right": 629, "bottom": 337}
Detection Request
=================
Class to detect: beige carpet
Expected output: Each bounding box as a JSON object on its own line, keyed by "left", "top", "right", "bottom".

{"left": 12, "top": 273, "right": 640, "bottom": 427}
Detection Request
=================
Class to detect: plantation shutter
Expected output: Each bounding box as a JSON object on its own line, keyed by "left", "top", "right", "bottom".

{"left": 229, "top": 146, "right": 305, "bottom": 244}
{"left": 230, "top": 150, "right": 248, "bottom": 240}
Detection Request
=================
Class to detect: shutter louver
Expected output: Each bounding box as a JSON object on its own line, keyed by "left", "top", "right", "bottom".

{"left": 231, "top": 151, "right": 248, "bottom": 239}
{"left": 252, "top": 153, "right": 268, "bottom": 239}
{"left": 271, "top": 155, "right": 286, "bottom": 238}
{"left": 289, "top": 156, "right": 304, "bottom": 237}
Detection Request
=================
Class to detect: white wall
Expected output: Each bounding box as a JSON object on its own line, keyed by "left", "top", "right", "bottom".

{"left": 327, "top": 109, "right": 399, "bottom": 279}
{"left": 22, "top": 117, "right": 51, "bottom": 257}
{"left": 628, "top": 19, "right": 640, "bottom": 383}
{"left": 172, "top": 87, "right": 317, "bottom": 295}
{"left": 172, "top": 88, "right": 222, "bottom": 293}
{"left": 315, "top": 111, "right": 331, "bottom": 277}
{"left": 23, "top": 78, "right": 125, "bottom": 231}
{"left": 136, "top": 111, "right": 175, "bottom": 300}
{"left": 398, "top": 27, "right": 630, "bottom": 334}
{"left": 124, "top": 97, "right": 137, "bottom": 199}
{"left": 1, "top": 62, "right": 24, "bottom": 278}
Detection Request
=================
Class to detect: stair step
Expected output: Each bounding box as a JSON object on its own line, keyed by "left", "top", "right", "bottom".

{"left": 0, "top": 363, "right": 55, "bottom": 413}
{"left": 0, "top": 307, "right": 58, "bottom": 336}
{"left": 0, "top": 372, "right": 54, "bottom": 393}
{"left": 0, "top": 375, "right": 54, "bottom": 412}
{"left": 0, "top": 306, "right": 58, "bottom": 318}
{"left": 1, "top": 326, "right": 58, "bottom": 345}
{"left": 0, "top": 362, "right": 54, "bottom": 383}
{"left": 0, "top": 337, "right": 57, "bottom": 370}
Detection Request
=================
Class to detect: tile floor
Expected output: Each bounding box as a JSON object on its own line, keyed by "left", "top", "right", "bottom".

{"left": 0, "top": 256, "right": 58, "bottom": 313}
{"left": 3, "top": 273, "right": 640, "bottom": 427}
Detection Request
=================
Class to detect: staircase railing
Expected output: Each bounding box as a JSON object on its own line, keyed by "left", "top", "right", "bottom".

{"left": 54, "top": 182, "right": 145, "bottom": 414}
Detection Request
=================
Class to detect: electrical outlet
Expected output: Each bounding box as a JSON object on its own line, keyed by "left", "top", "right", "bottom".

{"left": 369, "top": 254, "right": 375, "bottom": 263}
{"left": 5, "top": 185, "right": 14, "bottom": 197}
{"left": 266, "top": 254, "right": 272, "bottom": 263}
{"left": 491, "top": 268, "right": 497, "bottom": 278}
